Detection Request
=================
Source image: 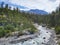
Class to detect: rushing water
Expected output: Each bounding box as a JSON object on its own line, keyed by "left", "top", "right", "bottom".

{"left": 12, "top": 25, "right": 52, "bottom": 45}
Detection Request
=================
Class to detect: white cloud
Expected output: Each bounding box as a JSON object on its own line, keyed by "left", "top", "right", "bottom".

{"left": 1, "top": 0, "right": 60, "bottom": 12}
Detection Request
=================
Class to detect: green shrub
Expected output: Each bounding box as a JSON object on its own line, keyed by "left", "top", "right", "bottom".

{"left": 0, "top": 30, "right": 5, "bottom": 37}
{"left": 55, "top": 26, "right": 60, "bottom": 34}
{"left": 0, "top": 26, "right": 11, "bottom": 37}
{"left": 28, "top": 25, "right": 37, "bottom": 34}
{"left": 4, "top": 24, "right": 15, "bottom": 32}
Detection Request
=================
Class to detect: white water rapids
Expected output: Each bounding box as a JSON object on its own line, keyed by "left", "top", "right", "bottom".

{"left": 12, "top": 25, "right": 54, "bottom": 45}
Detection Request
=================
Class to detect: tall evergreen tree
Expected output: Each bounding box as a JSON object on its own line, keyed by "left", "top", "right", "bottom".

{"left": 5, "top": 4, "right": 8, "bottom": 9}
{"left": 1, "top": 2, "right": 4, "bottom": 8}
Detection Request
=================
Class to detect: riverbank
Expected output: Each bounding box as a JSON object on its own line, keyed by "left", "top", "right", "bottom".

{"left": 0, "top": 32, "right": 39, "bottom": 45}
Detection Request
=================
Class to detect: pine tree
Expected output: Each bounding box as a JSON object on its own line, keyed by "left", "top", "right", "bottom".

{"left": 1, "top": 2, "right": 4, "bottom": 8}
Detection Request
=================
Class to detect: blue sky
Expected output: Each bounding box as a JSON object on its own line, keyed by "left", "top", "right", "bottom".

{"left": 0, "top": 0, "right": 60, "bottom": 12}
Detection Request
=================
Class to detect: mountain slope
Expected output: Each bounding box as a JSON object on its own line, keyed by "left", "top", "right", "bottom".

{"left": 29, "top": 9, "right": 48, "bottom": 15}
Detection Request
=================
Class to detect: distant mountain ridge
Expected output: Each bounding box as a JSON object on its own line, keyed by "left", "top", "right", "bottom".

{"left": 28, "top": 9, "right": 48, "bottom": 15}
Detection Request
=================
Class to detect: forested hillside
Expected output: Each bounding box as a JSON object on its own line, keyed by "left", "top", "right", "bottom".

{"left": 0, "top": 2, "right": 37, "bottom": 37}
